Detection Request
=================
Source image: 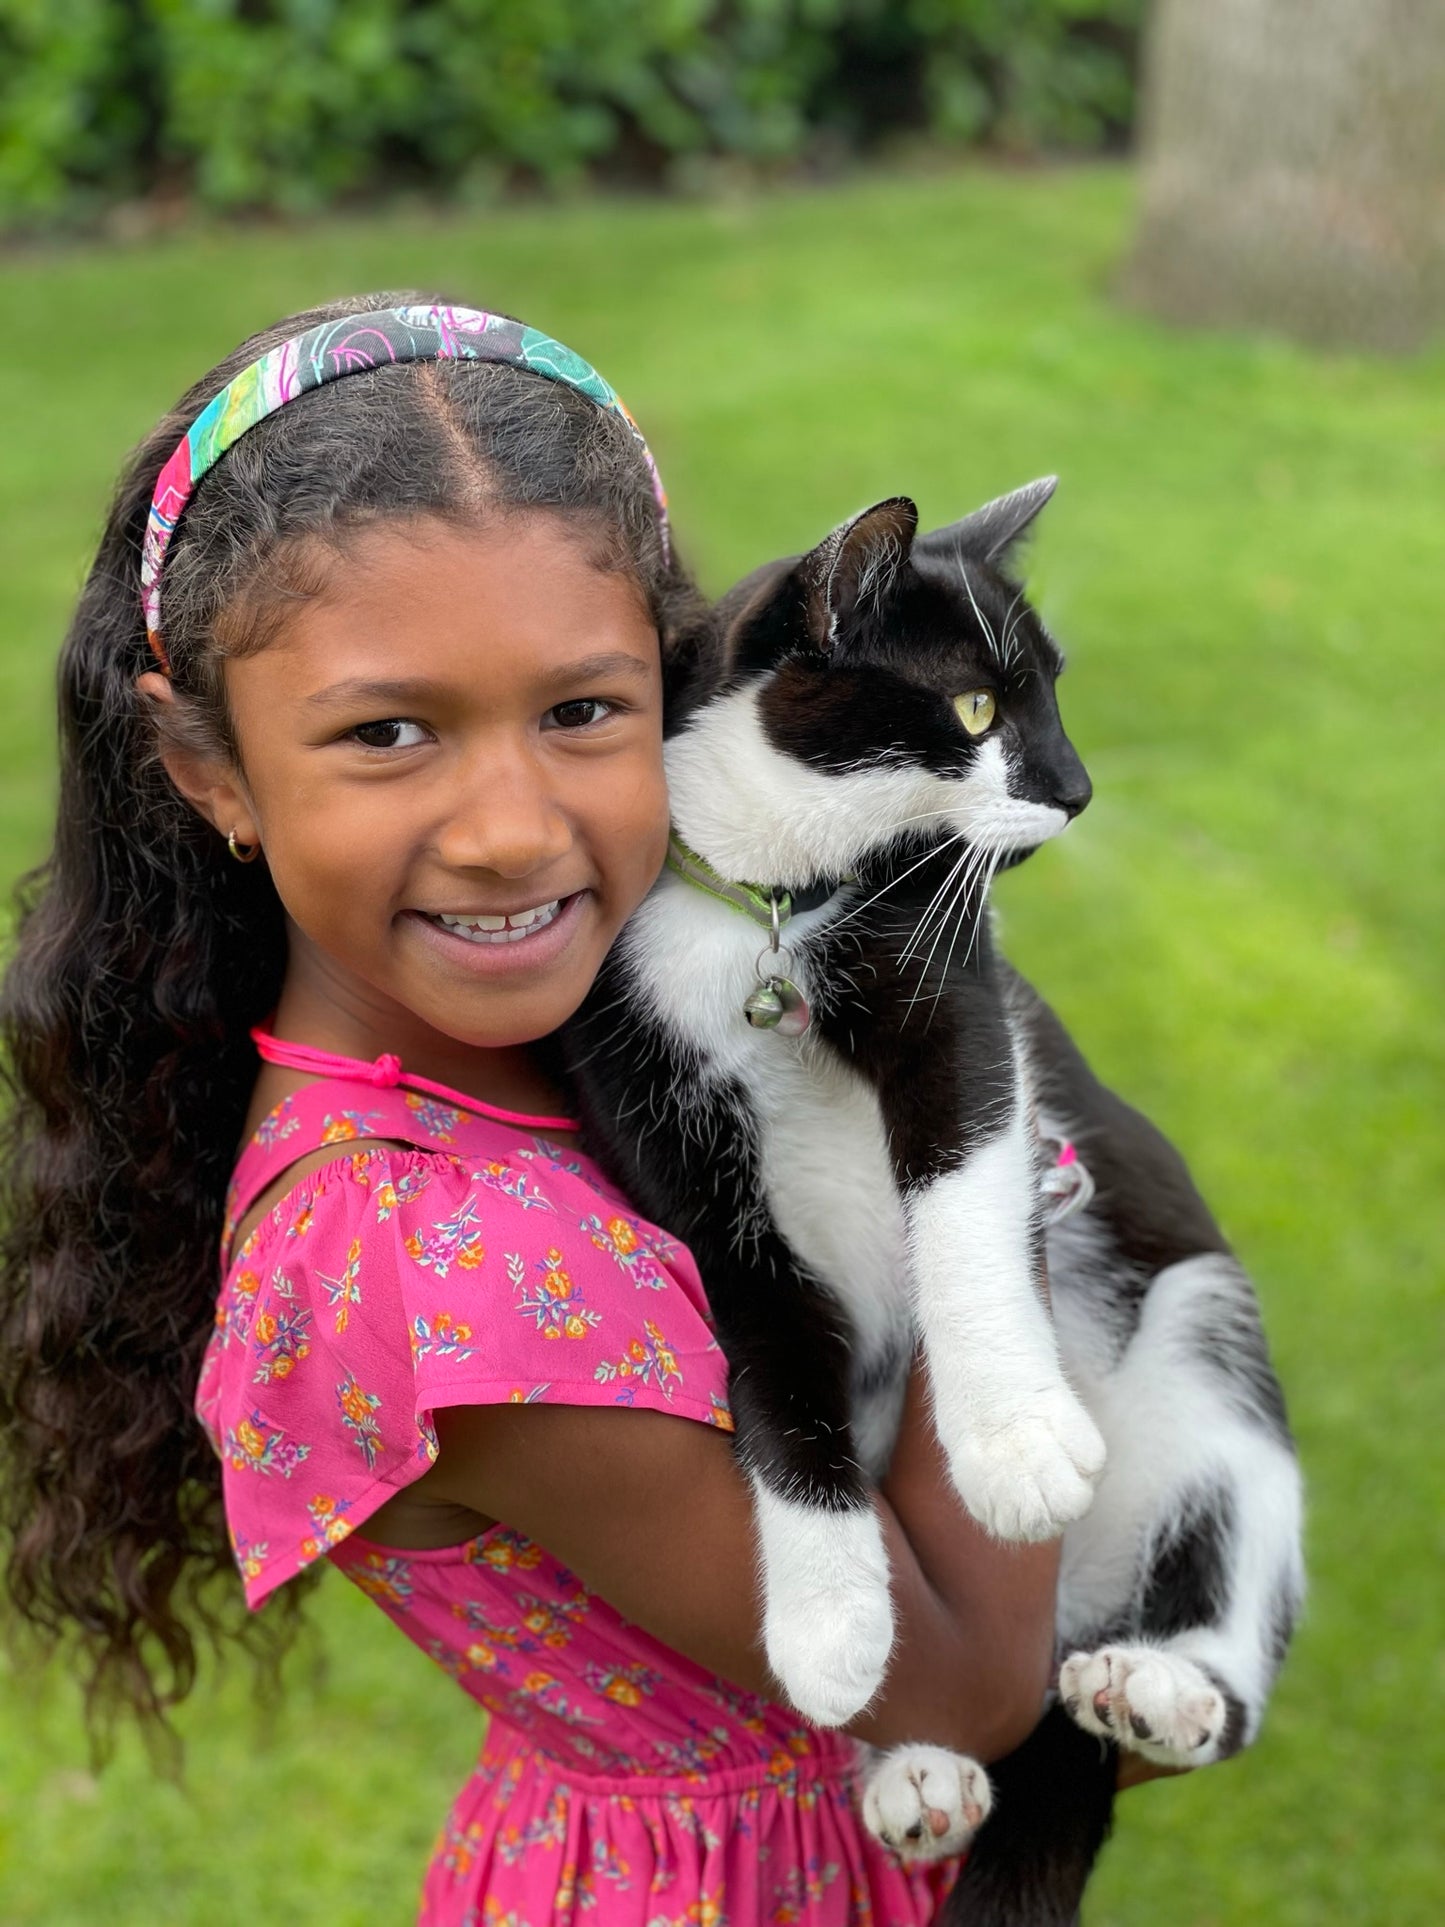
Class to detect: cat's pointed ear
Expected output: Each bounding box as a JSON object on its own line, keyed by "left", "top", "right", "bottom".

{"left": 915, "top": 476, "right": 1058, "bottom": 573}
{"left": 803, "top": 497, "right": 919, "bottom": 653}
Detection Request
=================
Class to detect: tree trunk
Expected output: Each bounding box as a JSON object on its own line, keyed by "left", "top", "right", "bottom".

{"left": 1122, "top": 0, "right": 1445, "bottom": 352}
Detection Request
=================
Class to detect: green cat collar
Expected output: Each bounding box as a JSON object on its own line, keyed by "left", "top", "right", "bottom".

{"left": 664, "top": 833, "right": 845, "bottom": 931}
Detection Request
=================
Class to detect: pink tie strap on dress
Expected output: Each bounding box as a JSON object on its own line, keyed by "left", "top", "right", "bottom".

{"left": 250, "top": 1024, "right": 579, "bottom": 1133}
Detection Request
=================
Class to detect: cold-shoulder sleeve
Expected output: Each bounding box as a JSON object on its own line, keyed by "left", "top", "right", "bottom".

{"left": 196, "top": 1145, "right": 733, "bottom": 1608}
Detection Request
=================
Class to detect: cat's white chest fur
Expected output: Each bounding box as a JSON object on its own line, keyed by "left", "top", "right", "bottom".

{"left": 619, "top": 876, "right": 912, "bottom": 1380}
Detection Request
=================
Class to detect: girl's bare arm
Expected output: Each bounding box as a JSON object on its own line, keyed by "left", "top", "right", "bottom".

{"left": 424, "top": 1362, "right": 1058, "bottom": 1761}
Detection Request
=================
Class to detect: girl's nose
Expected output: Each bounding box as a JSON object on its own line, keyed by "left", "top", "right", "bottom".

{"left": 436, "top": 750, "right": 573, "bottom": 879}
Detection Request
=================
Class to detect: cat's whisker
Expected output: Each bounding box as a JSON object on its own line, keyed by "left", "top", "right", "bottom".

{"left": 901, "top": 834, "right": 992, "bottom": 1010}
{"left": 895, "top": 874, "right": 962, "bottom": 974}
{"left": 959, "top": 560, "right": 1001, "bottom": 670}
{"left": 922, "top": 854, "right": 984, "bottom": 1028}
{"left": 915, "top": 836, "right": 1005, "bottom": 1028}
{"left": 895, "top": 842, "right": 973, "bottom": 968}
{"left": 894, "top": 840, "right": 972, "bottom": 955}
{"left": 999, "top": 588, "right": 1026, "bottom": 669}
{"left": 960, "top": 842, "right": 1008, "bottom": 973}
{"left": 828, "top": 830, "right": 969, "bottom": 932}
{"left": 889, "top": 807, "right": 966, "bottom": 827}
{"left": 904, "top": 843, "right": 987, "bottom": 1024}
{"left": 894, "top": 846, "right": 972, "bottom": 973}
{"left": 924, "top": 831, "right": 1005, "bottom": 1016}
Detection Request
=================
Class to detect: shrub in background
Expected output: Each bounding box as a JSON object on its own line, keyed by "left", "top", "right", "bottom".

{"left": 0, "top": 0, "right": 1143, "bottom": 227}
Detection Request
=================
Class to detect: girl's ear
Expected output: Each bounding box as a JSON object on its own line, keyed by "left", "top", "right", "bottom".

{"left": 915, "top": 476, "right": 1058, "bottom": 574}
{"left": 803, "top": 497, "right": 919, "bottom": 654}
{"left": 136, "top": 672, "right": 260, "bottom": 850}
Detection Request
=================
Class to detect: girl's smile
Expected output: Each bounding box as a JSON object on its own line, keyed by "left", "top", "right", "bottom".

{"left": 427, "top": 898, "right": 569, "bottom": 940}
{"left": 406, "top": 889, "right": 587, "bottom": 972}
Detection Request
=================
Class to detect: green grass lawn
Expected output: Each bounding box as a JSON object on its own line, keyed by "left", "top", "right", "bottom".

{"left": 0, "top": 165, "right": 1441, "bottom": 1924}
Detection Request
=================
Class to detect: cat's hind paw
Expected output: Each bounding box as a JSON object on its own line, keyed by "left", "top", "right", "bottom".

{"left": 947, "top": 1387, "right": 1106, "bottom": 1541}
{"left": 862, "top": 1746, "right": 992, "bottom": 1862}
{"left": 754, "top": 1487, "right": 894, "bottom": 1728}
{"left": 1060, "top": 1645, "right": 1231, "bottom": 1767}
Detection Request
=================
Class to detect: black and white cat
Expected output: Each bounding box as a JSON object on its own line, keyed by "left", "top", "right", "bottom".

{"left": 576, "top": 489, "right": 1110, "bottom": 1720}
{"left": 564, "top": 483, "right": 1303, "bottom": 1917}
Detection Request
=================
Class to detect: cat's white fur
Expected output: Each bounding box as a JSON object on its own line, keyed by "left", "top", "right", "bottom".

{"left": 750, "top": 1482, "right": 896, "bottom": 1730}
{"left": 628, "top": 680, "right": 1303, "bottom": 1835}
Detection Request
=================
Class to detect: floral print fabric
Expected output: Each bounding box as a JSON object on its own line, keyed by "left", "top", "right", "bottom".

{"left": 197, "top": 1074, "right": 955, "bottom": 1925}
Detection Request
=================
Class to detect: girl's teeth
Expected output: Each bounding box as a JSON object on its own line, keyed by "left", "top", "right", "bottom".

{"left": 433, "top": 900, "right": 564, "bottom": 945}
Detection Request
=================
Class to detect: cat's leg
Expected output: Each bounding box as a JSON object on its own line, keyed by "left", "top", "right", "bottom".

{"left": 747, "top": 1472, "right": 893, "bottom": 1731}
{"left": 859, "top": 1743, "right": 993, "bottom": 1862}
{"left": 702, "top": 1232, "right": 898, "bottom": 1729}
{"left": 1056, "top": 1253, "right": 1305, "bottom": 1768}
{"left": 897, "top": 1089, "right": 1106, "bottom": 1541}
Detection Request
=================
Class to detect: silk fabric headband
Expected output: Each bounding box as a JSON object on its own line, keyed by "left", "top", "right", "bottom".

{"left": 140, "top": 304, "right": 671, "bottom": 671}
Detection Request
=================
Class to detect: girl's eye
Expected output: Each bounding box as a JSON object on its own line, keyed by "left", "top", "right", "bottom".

{"left": 548, "top": 699, "right": 613, "bottom": 731}
{"left": 952, "top": 689, "right": 997, "bottom": 736}
{"left": 350, "top": 719, "right": 429, "bottom": 751}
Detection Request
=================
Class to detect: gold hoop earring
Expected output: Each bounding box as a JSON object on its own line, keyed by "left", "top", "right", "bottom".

{"left": 227, "top": 830, "right": 260, "bottom": 864}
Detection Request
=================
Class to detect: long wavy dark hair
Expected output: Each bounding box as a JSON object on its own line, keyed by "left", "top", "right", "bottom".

{"left": 0, "top": 291, "right": 707, "bottom": 1743}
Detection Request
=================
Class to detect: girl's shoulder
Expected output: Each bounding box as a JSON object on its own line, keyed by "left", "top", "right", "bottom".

{"left": 200, "top": 1079, "right": 733, "bottom": 1609}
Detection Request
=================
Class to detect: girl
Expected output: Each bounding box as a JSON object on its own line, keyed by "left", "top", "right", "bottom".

{"left": 0, "top": 294, "right": 1063, "bottom": 1924}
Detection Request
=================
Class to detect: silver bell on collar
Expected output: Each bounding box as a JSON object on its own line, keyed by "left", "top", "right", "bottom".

{"left": 741, "top": 896, "right": 812, "bottom": 1036}
{"left": 744, "top": 976, "right": 810, "bottom": 1036}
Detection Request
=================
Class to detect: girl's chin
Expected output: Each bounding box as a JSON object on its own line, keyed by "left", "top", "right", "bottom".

{"left": 401, "top": 889, "right": 597, "bottom": 987}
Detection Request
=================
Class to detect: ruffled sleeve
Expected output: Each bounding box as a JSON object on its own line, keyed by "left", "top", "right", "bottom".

{"left": 196, "top": 1144, "right": 733, "bottom": 1609}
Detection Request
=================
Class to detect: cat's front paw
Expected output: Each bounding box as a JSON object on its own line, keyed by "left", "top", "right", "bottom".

{"left": 947, "top": 1387, "right": 1106, "bottom": 1541}
{"left": 754, "top": 1487, "right": 894, "bottom": 1728}
{"left": 862, "top": 1746, "right": 992, "bottom": 1862}
{"left": 1060, "top": 1645, "right": 1231, "bottom": 1767}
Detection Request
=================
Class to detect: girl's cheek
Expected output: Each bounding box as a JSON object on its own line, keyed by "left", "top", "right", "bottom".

{"left": 622, "top": 759, "right": 671, "bottom": 873}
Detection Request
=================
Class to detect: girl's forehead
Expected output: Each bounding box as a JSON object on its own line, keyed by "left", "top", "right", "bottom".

{"left": 230, "top": 515, "right": 660, "bottom": 704}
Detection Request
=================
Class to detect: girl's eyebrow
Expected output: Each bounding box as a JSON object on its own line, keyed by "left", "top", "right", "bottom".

{"left": 304, "top": 676, "right": 451, "bottom": 711}
{"left": 536, "top": 650, "right": 656, "bottom": 695}
{"left": 304, "top": 653, "right": 654, "bottom": 713}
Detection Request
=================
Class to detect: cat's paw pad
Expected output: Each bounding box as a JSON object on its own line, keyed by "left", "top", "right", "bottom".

{"left": 755, "top": 1491, "right": 894, "bottom": 1728}
{"left": 862, "top": 1746, "right": 992, "bottom": 1862}
{"left": 948, "top": 1388, "right": 1106, "bottom": 1541}
{"left": 1060, "top": 1645, "right": 1230, "bottom": 1766}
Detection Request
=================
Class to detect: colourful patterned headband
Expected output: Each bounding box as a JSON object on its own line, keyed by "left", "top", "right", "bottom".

{"left": 140, "top": 303, "right": 670, "bottom": 671}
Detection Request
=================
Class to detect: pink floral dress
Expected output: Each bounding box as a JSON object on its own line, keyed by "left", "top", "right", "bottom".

{"left": 196, "top": 1038, "right": 958, "bottom": 1926}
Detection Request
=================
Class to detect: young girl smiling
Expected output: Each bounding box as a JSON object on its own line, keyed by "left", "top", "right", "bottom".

{"left": 0, "top": 295, "right": 1061, "bottom": 1924}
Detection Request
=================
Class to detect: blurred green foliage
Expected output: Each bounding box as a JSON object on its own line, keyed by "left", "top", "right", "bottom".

{"left": 0, "top": 0, "right": 1141, "bottom": 225}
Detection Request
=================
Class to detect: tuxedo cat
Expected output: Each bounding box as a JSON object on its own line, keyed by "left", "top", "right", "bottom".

{"left": 564, "top": 483, "right": 1303, "bottom": 1918}
{"left": 571, "top": 484, "right": 1107, "bottom": 1721}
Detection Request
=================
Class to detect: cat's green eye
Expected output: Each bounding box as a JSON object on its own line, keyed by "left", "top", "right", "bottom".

{"left": 953, "top": 689, "right": 997, "bottom": 736}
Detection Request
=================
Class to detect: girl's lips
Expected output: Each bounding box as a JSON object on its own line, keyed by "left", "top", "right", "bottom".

{"left": 404, "top": 890, "right": 589, "bottom": 979}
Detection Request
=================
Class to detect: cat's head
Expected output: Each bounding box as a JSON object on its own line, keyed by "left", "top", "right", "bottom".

{"left": 665, "top": 481, "right": 1090, "bottom": 886}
